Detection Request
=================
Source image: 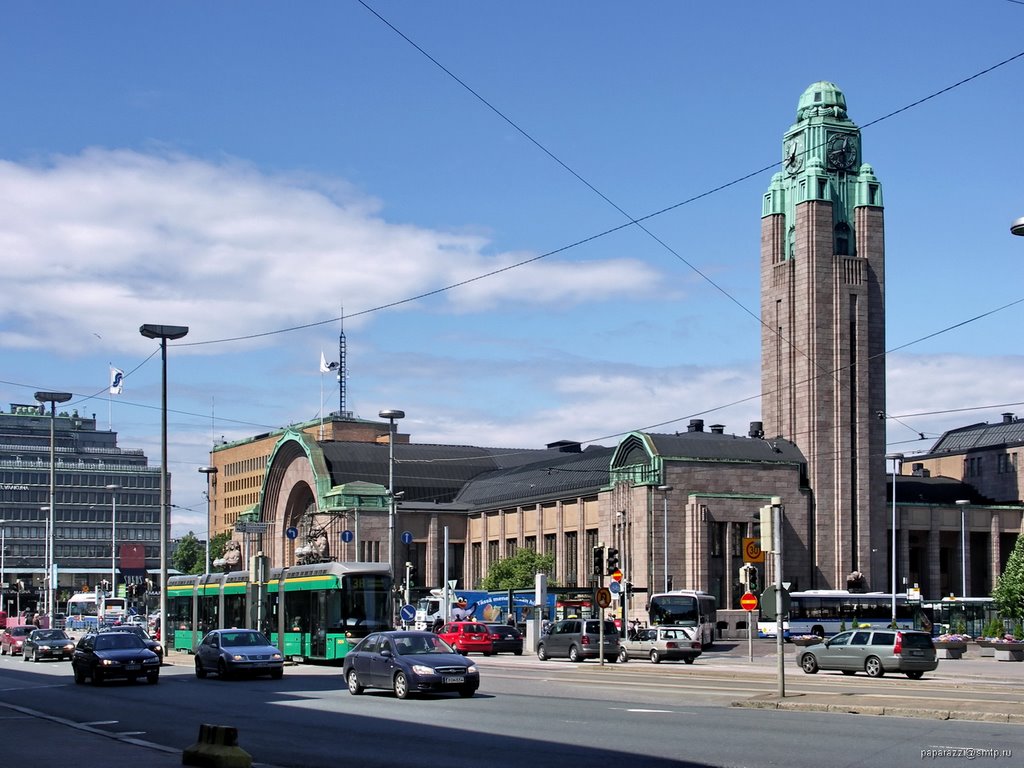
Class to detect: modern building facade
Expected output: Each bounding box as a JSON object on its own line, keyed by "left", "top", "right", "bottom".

{"left": 0, "top": 403, "right": 162, "bottom": 617}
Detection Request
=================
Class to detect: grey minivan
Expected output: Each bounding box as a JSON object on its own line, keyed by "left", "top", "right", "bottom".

{"left": 796, "top": 629, "right": 938, "bottom": 679}
{"left": 537, "top": 618, "right": 619, "bottom": 663}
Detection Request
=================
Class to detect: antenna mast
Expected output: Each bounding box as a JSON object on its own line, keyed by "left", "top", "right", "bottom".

{"left": 338, "top": 307, "right": 347, "bottom": 417}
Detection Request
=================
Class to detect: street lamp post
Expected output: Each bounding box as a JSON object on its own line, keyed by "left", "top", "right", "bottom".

{"left": 140, "top": 323, "right": 189, "bottom": 641}
{"left": 1, "top": 519, "right": 7, "bottom": 613}
{"left": 105, "top": 484, "right": 121, "bottom": 598}
{"left": 956, "top": 499, "right": 970, "bottom": 597}
{"left": 198, "top": 466, "right": 218, "bottom": 575}
{"left": 657, "top": 485, "right": 672, "bottom": 592}
{"left": 34, "top": 390, "right": 72, "bottom": 627}
{"left": 378, "top": 409, "right": 405, "bottom": 579}
{"left": 885, "top": 453, "right": 903, "bottom": 626}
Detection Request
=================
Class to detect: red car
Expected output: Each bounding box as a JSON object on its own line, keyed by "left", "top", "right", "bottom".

{"left": 1, "top": 625, "right": 37, "bottom": 656}
{"left": 437, "top": 621, "right": 494, "bottom": 656}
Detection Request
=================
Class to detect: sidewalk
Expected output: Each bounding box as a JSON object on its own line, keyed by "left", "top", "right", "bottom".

{"left": 709, "top": 642, "right": 1024, "bottom": 723}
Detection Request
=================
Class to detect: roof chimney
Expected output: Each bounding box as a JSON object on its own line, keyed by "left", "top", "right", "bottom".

{"left": 710, "top": 424, "right": 725, "bottom": 434}
{"left": 748, "top": 421, "right": 764, "bottom": 439}
{"left": 1003, "top": 412, "right": 1015, "bottom": 424}
{"left": 687, "top": 419, "right": 704, "bottom": 433}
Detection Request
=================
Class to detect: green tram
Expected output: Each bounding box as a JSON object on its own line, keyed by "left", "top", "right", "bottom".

{"left": 166, "top": 561, "right": 393, "bottom": 662}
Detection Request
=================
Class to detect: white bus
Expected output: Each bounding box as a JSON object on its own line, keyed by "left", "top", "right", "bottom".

{"left": 647, "top": 590, "right": 718, "bottom": 648}
{"left": 757, "top": 590, "right": 924, "bottom": 639}
{"left": 65, "top": 592, "right": 129, "bottom": 630}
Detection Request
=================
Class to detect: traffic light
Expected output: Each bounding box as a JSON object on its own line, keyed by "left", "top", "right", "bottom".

{"left": 748, "top": 566, "right": 759, "bottom": 593}
{"left": 739, "top": 564, "right": 750, "bottom": 587}
{"left": 606, "top": 547, "right": 619, "bottom": 575}
{"left": 592, "top": 545, "right": 605, "bottom": 577}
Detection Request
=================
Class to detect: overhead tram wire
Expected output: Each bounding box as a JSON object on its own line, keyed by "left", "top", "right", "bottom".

{"left": 354, "top": 3, "right": 1024, "bottom": 445}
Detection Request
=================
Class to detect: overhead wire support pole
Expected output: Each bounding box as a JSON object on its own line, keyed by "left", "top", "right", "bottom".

{"left": 772, "top": 497, "right": 785, "bottom": 699}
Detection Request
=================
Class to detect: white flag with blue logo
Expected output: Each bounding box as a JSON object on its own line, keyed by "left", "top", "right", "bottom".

{"left": 109, "top": 367, "right": 124, "bottom": 395}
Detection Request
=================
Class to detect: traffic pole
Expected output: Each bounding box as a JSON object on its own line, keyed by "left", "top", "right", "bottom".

{"left": 748, "top": 609, "right": 753, "bottom": 662}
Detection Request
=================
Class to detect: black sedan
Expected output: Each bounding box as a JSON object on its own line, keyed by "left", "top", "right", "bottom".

{"left": 71, "top": 632, "right": 160, "bottom": 685}
{"left": 484, "top": 623, "right": 524, "bottom": 655}
{"left": 22, "top": 629, "right": 76, "bottom": 662}
{"left": 342, "top": 630, "right": 479, "bottom": 699}
{"left": 100, "top": 625, "right": 164, "bottom": 662}
{"left": 194, "top": 629, "right": 284, "bottom": 680}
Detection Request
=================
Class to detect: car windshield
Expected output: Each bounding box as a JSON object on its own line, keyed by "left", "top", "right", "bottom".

{"left": 393, "top": 635, "right": 453, "bottom": 655}
{"left": 33, "top": 630, "right": 67, "bottom": 641}
{"left": 221, "top": 632, "right": 269, "bottom": 647}
{"left": 95, "top": 634, "right": 145, "bottom": 651}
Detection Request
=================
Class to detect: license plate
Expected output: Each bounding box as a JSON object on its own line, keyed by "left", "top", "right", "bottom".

{"left": 125, "top": 664, "right": 140, "bottom": 671}
{"left": 910, "top": 650, "right": 922, "bottom": 656}
{"left": 443, "top": 676, "right": 465, "bottom": 684}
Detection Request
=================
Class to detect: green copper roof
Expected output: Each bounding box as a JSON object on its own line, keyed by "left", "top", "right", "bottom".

{"left": 796, "top": 81, "right": 847, "bottom": 121}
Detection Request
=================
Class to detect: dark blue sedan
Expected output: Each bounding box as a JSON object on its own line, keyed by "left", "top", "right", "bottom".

{"left": 342, "top": 630, "right": 479, "bottom": 699}
{"left": 71, "top": 632, "right": 160, "bottom": 685}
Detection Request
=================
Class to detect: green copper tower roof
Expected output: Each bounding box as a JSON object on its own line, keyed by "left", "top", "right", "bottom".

{"left": 796, "top": 81, "right": 848, "bottom": 121}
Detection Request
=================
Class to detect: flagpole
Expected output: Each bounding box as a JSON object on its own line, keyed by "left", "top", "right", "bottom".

{"left": 319, "top": 351, "right": 325, "bottom": 441}
{"left": 108, "top": 362, "right": 113, "bottom": 431}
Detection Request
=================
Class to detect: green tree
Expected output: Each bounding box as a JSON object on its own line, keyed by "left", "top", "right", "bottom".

{"left": 993, "top": 532, "right": 1024, "bottom": 621}
{"left": 481, "top": 549, "right": 556, "bottom": 591}
{"left": 172, "top": 531, "right": 205, "bottom": 576}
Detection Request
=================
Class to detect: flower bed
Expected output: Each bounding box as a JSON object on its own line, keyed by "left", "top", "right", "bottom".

{"left": 790, "top": 635, "right": 823, "bottom": 647}
{"left": 934, "top": 633, "right": 970, "bottom": 660}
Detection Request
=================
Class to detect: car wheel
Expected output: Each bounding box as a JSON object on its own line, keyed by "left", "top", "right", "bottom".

{"left": 458, "top": 685, "right": 476, "bottom": 698}
{"left": 864, "top": 656, "right": 884, "bottom": 678}
{"left": 618, "top": 648, "right": 629, "bottom": 663}
{"left": 841, "top": 670, "right": 856, "bottom": 676}
{"left": 92, "top": 670, "right": 104, "bottom": 685}
{"left": 649, "top": 650, "right": 661, "bottom": 664}
{"left": 217, "top": 659, "right": 232, "bottom": 680}
{"left": 514, "top": 650, "right": 522, "bottom": 656}
{"left": 568, "top": 645, "right": 582, "bottom": 663}
{"left": 799, "top": 653, "right": 819, "bottom": 674}
{"left": 270, "top": 668, "right": 283, "bottom": 680}
{"left": 22, "top": 650, "right": 30, "bottom": 662}
{"left": 906, "top": 671, "right": 924, "bottom": 680}
{"left": 393, "top": 671, "right": 410, "bottom": 700}
{"left": 536, "top": 643, "right": 548, "bottom": 661}
{"left": 483, "top": 652, "right": 492, "bottom": 657}
{"left": 683, "top": 656, "right": 695, "bottom": 665}
{"left": 195, "top": 658, "right": 207, "bottom": 679}
{"left": 73, "top": 666, "right": 85, "bottom": 684}
{"left": 347, "top": 669, "right": 364, "bottom": 695}
{"left": 811, "top": 626, "right": 825, "bottom": 638}
{"left": 147, "top": 673, "right": 159, "bottom": 685}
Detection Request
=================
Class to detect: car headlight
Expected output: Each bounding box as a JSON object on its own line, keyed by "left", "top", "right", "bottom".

{"left": 411, "top": 664, "right": 435, "bottom": 675}
{"left": 101, "top": 659, "right": 118, "bottom": 666}
{"left": 63, "top": 644, "right": 75, "bottom": 651}
{"left": 154, "top": 644, "right": 163, "bottom": 653}
{"left": 466, "top": 665, "right": 478, "bottom": 675}
{"left": 231, "top": 654, "right": 246, "bottom": 662}
{"left": 271, "top": 653, "right": 282, "bottom": 660}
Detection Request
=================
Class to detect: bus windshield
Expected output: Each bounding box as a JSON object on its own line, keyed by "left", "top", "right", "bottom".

{"left": 649, "top": 595, "right": 701, "bottom": 626}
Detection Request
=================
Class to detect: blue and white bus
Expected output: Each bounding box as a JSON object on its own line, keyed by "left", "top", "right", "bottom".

{"left": 757, "top": 590, "right": 924, "bottom": 639}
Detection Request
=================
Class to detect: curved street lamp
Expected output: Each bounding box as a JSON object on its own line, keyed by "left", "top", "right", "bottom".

{"left": 379, "top": 409, "right": 405, "bottom": 579}
{"left": 34, "top": 390, "right": 72, "bottom": 626}
{"left": 139, "top": 323, "right": 189, "bottom": 641}
{"left": 885, "top": 453, "right": 903, "bottom": 625}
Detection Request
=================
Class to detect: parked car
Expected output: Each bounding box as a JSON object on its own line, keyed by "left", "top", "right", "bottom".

{"left": 101, "top": 625, "right": 164, "bottom": 662}
{"left": 536, "top": 618, "right": 620, "bottom": 663}
{"left": 343, "top": 630, "right": 479, "bottom": 699}
{"left": 436, "top": 621, "right": 494, "bottom": 656}
{"left": 194, "top": 629, "right": 284, "bottom": 680}
{"left": 22, "top": 629, "right": 76, "bottom": 662}
{"left": 0, "top": 625, "right": 37, "bottom": 656}
{"left": 484, "top": 623, "right": 524, "bottom": 655}
{"left": 795, "top": 628, "right": 938, "bottom": 679}
{"left": 71, "top": 631, "right": 161, "bottom": 685}
{"left": 617, "top": 625, "right": 701, "bottom": 664}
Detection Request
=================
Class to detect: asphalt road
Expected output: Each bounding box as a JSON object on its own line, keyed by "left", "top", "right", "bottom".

{"left": 0, "top": 642, "right": 1020, "bottom": 768}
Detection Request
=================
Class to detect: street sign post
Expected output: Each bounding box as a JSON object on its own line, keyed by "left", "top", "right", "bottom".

{"left": 740, "top": 591, "right": 758, "bottom": 662}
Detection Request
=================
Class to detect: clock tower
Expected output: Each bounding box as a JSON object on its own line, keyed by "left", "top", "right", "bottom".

{"left": 761, "top": 82, "right": 887, "bottom": 591}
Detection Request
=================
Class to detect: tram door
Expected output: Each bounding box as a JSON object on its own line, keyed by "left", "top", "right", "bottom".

{"left": 311, "top": 591, "right": 328, "bottom": 657}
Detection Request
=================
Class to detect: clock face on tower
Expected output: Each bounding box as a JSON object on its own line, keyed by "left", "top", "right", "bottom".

{"left": 826, "top": 133, "right": 858, "bottom": 170}
{"left": 783, "top": 136, "right": 804, "bottom": 174}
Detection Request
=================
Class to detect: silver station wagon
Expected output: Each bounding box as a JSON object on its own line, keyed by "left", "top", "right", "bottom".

{"left": 796, "top": 628, "right": 938, "bottom": 679}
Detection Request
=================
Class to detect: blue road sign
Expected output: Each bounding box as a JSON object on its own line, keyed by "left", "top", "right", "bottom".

{"left": 400, "top": 604, "right": 416, "bottom": 622}
{"left": 608, "top": 580, "right": 621, "bottom": 594}
{"left": 285, "top": 526, "right": 299, "bottom": 540}
{"left": 401, "top": 531, "right": 413, "bottom": 545}
{"left": 341, "top": 530, "right": 353, "bottom": 543}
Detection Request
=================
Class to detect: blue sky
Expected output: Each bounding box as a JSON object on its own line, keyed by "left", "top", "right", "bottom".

{"left": 2, "top": 2, "right": 1024, "bottom": 537}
